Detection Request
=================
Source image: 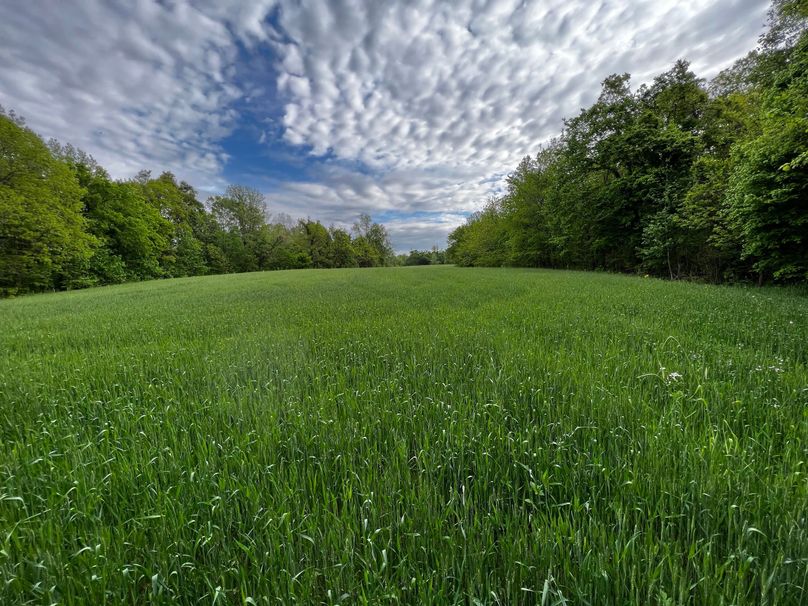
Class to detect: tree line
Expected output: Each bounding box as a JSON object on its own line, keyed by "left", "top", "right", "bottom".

{"left": 448, "top": 0, "right": 808, "bottom": 284}
{"left": 0, "top": 111, "right": 405, "bottom": 295}
{"left": 396, "top": 247, "right": 447, "bottom": 266}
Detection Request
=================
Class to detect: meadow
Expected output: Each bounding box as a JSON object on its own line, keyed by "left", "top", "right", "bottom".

{"left": 0, "top": 266, "right": 805, "bottom": 605}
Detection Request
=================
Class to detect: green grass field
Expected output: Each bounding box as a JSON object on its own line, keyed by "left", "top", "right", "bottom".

{"left": 1, "top": 266, "right": 806, "bottom": 604}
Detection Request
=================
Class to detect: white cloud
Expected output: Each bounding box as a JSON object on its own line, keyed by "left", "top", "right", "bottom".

{"left": 0, "top": 0, "right": 771, "bottom": 249}
{"left": 383, "top": 214, "right": 470, "bottom": 253}
{"left": 261, "top": 0, "right": 770, "bottom": 246}
{"left": 269, "top": 0, "right": 769, "bottom": 172}
{"left": 0, "top": 0, "right": 277, "bottom": 190}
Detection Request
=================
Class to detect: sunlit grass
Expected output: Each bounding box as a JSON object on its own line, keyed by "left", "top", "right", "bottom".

{"left": 1, "top": 266, "right": 806, "bottom": 604}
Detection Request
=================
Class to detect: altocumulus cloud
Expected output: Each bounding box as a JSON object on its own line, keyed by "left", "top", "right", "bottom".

{"left": 0, "top": 0, "right": 770, "bottom": 250}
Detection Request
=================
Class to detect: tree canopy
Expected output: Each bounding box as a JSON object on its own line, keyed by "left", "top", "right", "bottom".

{"left": 0, "top": 109, "right": 398, "bottom": 295}
{"left": 448, "top": 1, "right": 808, "bottom": 284}
{"left": 0, "top": 112, "right": 94, "bottom": 294}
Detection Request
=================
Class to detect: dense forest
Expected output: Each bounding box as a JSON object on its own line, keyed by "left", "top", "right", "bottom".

{"left": 0, "top": 109, "right": 422, "bottom": 295}
{"left": 448, "top": 0, "right": 808, "bottom": 284}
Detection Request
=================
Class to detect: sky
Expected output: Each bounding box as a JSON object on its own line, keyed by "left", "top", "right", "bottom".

{"left": 0, "top": 0, "right": 771, "bottom": 252}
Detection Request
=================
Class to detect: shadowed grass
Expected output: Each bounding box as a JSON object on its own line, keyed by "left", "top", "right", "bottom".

{"left": 1, "top": 266, "right": 806, "bottom": 604}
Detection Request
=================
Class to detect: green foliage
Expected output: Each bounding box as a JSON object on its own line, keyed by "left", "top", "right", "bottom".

{"left": 352, "top": 213, "right": 394, "bottom": 266}
{"left": 402, "top": 248, "right": 446, "bottom": 266}
{"left": 0, "top": 112, "right": 95, "bottom": 294}
{"left": 727, "top": 31, "right": 808, "bottom": 281}
{"left": 450, "top": 11, "right": 808, "bottom": 284}
{"left": 0, "top": 267, "right": 805, "bottom": 603}
{"left": 447, "top": 199, "right": 510, "bottom": 266}
{"left": 351, "top": 235, "right": 379, "bottom": 267}
{"left": 136, "top": 172, "right": 210, "bottom": 278}
{"left": 76, "top": 172, "right": 165, "bottom": 281}
{"left": 210, "top": 185, "right": 268, "bottom": 273}
{"left": 329, "top": 227, "right": 358, "bottom": 268}
{"left": 203, "top": 242, "right": 230, "bottom": 274}
{"left": 0, "top": 111, "right": 401, "bottom": 293}
{"left": 300, "top": 219, "right": 332, "bottom": 268}
{"left": 87, "top": 247, "right": 128, "bottom": 285}
{"left": 172, "top": 226, "right": 207, "bottom": 277}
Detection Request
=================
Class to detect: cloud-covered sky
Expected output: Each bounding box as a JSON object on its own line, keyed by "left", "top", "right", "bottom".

{"left": 0, "top": 0, "right": 770, "bottom": 251}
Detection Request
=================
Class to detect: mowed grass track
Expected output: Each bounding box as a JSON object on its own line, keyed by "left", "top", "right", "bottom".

{"left": 0, "top": 267, "right": 806, "bottom": 605}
